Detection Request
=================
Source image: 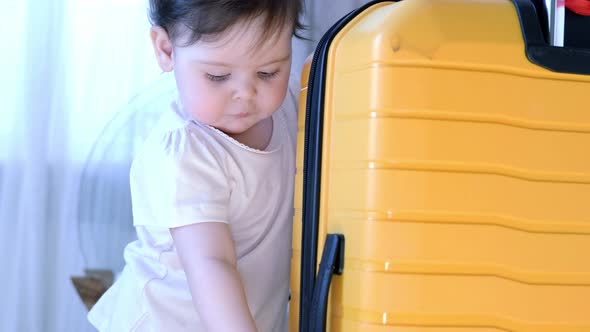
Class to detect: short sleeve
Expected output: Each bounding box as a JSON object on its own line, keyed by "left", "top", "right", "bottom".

{"left": 130, "top": 126, "right": 230, "bottom": 228}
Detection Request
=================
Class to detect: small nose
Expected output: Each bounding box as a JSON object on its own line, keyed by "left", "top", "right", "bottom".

{"left": 233, "top": 79, "right": 256, "bottom": 101}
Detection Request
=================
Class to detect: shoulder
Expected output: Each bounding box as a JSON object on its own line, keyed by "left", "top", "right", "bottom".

{"left": 131, "top": 107, "right": 228, "bottom": 180}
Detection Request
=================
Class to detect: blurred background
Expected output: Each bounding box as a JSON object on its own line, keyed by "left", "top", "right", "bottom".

{"left": 0, "top": 0, "right": 371, "bottom": 331}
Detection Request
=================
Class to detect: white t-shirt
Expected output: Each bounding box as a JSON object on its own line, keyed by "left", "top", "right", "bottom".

{"left": 88, "top": 82, "right": 298, "bottom": 332}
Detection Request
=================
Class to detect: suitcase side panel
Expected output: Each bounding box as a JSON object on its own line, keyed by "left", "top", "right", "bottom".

{"left": 321, "top": 0, "right": 590, "bottom": 331}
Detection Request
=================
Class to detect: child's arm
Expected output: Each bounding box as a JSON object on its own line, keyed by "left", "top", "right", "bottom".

{"left": 171, "top": 222, "right": 258, "bottom": 332}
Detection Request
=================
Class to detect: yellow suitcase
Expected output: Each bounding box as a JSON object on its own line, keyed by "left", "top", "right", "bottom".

{"left": 290, "top": 0, "right": 590, "bottom": 331}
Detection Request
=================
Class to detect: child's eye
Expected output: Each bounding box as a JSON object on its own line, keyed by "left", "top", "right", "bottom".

{"left": 258, "top": 71, "right": 279, "bottom": 80}
{"left": 206, "top": 73, "right": 230, "bottom": 82}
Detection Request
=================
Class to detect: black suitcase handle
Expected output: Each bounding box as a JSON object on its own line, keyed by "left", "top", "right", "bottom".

{"left": 512, "top": 0, "right": 590, "bottom": 74}
{"left": 309, "top": 234, "right": 345, "bottom": 332}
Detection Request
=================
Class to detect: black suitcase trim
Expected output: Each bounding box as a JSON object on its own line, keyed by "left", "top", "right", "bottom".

{"left": 299, "top": 1, "right": 396, "bottom": 332}
{"left": 512, "top": 0, "right": 590, "bottom": 75}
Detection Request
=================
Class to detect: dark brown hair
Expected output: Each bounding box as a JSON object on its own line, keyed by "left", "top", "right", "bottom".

{"left": 149, "top": 0, "right": 304, "bottom": 46}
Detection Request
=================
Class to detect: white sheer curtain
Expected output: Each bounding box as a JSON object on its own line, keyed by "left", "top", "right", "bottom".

{"left": 0, "top": 0, "right": 370, "bottom": 331}
{"left": 0, "top": 1, "right": 160, "bottom": 331}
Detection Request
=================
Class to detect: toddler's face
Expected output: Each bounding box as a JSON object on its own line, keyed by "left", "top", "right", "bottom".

{"left": 172, "top": 19, "right": 293, "bottom": 135}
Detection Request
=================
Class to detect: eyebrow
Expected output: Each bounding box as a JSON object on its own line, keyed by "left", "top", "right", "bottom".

{"left": 198, "top": 54, "right": 291, "bottom": 67}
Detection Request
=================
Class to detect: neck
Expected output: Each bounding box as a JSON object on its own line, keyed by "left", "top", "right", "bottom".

{"left": 229, "top": 117, "right": 273, "bottom": 150}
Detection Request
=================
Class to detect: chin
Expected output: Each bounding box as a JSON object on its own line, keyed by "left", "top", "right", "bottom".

{"left": 219, "top": 123, "right": 254, "bottom": 136}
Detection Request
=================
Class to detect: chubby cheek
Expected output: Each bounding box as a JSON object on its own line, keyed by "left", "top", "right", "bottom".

{"left": 187, "top": 92, "right": 226, "bottom": 124}
{"left": 176, "top": 76, "right": 227, "bottom": 124}
{"left": 262, "top": 76, "right": 290, "bottom": 115}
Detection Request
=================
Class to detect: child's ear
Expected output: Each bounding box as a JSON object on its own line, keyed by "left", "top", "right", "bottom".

{"left": 150, "top": 26, "right": 174, "bottom": 72}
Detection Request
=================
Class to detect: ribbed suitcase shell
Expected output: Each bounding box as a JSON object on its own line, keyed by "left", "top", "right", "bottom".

{"left": 290, "top": 0, "right": 590, "bottom": 331}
